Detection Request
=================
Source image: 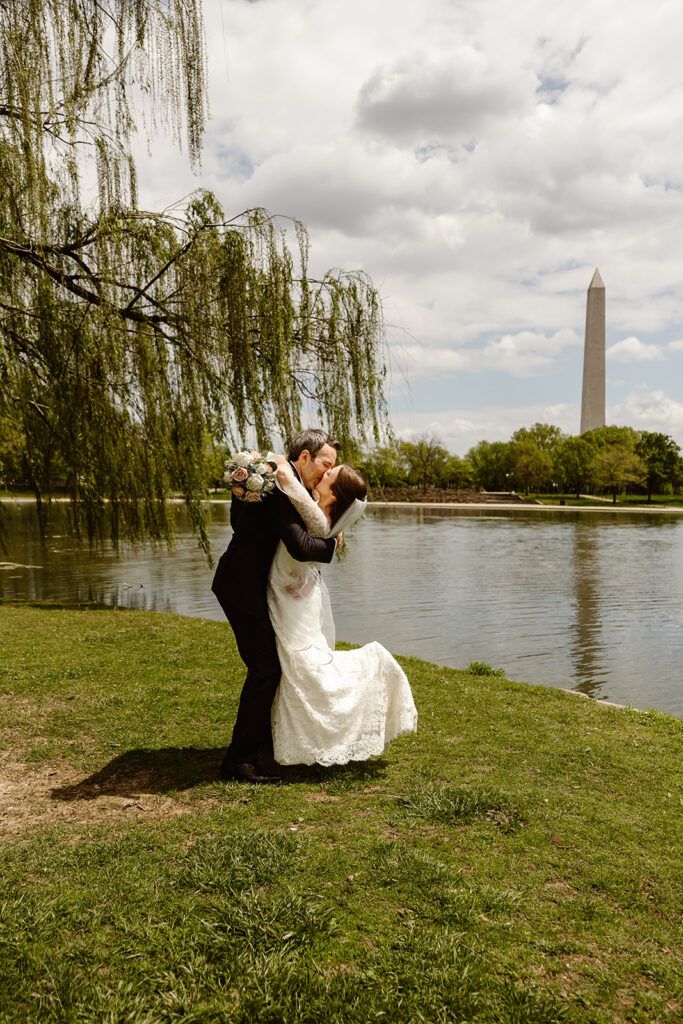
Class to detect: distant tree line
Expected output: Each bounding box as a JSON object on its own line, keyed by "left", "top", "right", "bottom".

{"left": 3, "top": 420, "right": 682, "bottom": 506}
{"left": 356, "top": 424, "right": 683, "bottom": 504}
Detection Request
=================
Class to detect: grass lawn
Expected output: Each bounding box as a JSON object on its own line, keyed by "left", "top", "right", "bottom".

{"left": 1, "top": 601, "right": 681, "bottom": 1023}
{"left": 536, "top": 494, "right": 683, "bottom": 508}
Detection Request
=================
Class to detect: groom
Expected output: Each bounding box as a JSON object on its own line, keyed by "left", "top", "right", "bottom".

{"left": 212, "top": 428, "right": 342, "bottom": 782}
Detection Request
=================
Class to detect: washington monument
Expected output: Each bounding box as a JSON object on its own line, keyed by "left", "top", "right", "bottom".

{"left": 580, "top": 268, "right": 605, "bottom": 433}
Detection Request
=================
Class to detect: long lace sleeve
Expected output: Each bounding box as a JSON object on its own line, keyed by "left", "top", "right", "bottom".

{"left": 276, "top": 473, "right": 330, "bottom": 538}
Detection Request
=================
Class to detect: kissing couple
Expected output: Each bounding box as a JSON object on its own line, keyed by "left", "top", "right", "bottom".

{"left": 211, "top": 428, "right": 417, "bottom": 783}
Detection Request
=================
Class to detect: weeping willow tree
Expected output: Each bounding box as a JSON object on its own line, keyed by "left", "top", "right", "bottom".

{"left": 0, "top": 0, "right": 387, "bottom": 552}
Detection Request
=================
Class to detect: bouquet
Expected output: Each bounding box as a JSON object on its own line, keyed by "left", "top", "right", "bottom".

{"left": 223, "top": 450, "right": 278, "bottom": 502}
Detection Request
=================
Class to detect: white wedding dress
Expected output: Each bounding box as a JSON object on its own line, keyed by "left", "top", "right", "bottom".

{"left": 268, "top": 477, "right": 417, "bottom": 766}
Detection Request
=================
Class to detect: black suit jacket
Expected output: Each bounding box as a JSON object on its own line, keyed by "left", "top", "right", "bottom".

{"left": 212, "top": 466, "right": 336, "bottom": 618}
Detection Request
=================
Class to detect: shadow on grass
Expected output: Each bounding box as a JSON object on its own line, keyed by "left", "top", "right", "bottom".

{"left": 50, "top": 746, "right": 228, "bottom": 801}
{"left": 50, "top": 748, "right": 389, "bottom": 801}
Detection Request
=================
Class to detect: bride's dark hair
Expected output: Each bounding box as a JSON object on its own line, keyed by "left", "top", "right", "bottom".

{"left": 329, "top": 465, "right": 367, "bottom": 528}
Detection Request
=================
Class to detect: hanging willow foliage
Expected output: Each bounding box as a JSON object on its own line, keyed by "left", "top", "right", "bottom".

{"left": 0, "top": 0, "right": 387, "bottom": 552}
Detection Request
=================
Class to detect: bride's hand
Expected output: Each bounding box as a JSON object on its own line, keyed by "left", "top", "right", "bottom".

{"left": 264, "top": 451, "right": 287, "bottom": 465}
{"left": 275, "top": 459, "right": 295, "bottom": 486}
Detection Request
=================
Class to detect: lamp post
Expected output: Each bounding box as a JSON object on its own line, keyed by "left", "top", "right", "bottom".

{"left": 552, "top": 481, "right": 557, "bottom": 503}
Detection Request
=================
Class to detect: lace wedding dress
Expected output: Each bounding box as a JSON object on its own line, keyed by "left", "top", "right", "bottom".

{"left": 268, "top": 476, "right": 417, "bottom": 766}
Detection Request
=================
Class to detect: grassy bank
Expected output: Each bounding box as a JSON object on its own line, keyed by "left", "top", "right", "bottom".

{"left": 1, "top": 602, "right": 681, "bottom": 1023}
{"left": 536, "top": 494, "right": 683, "bottom": 508}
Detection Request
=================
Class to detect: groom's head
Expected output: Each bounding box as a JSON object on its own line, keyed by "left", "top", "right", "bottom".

{"left": 288, "top": 429, "right": 341, "bottom": 490}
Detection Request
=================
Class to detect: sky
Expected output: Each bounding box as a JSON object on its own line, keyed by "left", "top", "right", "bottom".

{"left": 133, "top": 0, "right": 683, "bottom": 455}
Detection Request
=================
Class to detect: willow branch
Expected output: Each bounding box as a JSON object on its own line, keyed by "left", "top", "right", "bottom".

{"left": 0, "top": 235, "right": 175, "bottom": 329}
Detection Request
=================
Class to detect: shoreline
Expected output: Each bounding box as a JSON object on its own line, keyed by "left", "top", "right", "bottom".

{"left": 5, "top": 495, "right": 683, "bottom": 515}
{"left": 368, "top": 499, "right": 683, "bottom": 515}
{"left": 1, "top": 596, "right": 677, "bottom": 719}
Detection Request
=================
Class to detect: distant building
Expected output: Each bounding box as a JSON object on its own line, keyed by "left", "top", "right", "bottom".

{"left": 580, "top": 269, "right": 605, "bottom": 433}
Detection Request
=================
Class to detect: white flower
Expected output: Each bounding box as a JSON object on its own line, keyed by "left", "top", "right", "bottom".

{"left": 233, "top": 451, "right": 252, "bottom": 468}
{"left": 246, "top": 473, "right": 264, "bottom": 491}
{"left": 254, "top": 462, "right": 270, "bottom": 475}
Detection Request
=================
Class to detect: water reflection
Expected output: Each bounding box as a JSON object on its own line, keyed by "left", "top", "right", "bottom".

{"left": 1, "top": 500, "right": 682, "bottom": 717}
{"left": 570, "top": 522, "right": 604, "bottom": 697}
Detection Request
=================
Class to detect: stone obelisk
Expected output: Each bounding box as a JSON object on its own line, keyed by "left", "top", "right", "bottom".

{"left": 580, "top": 268, "right": 605, "bottom": 433}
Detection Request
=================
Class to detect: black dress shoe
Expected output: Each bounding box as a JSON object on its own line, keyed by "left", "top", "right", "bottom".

{"left": 219, "top": 760, "right": 281, "bottom": 784}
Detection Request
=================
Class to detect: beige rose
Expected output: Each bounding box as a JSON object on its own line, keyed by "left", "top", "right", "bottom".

{"left": 232, "top": 467, "right": 248, "bottom": 482}
{"left": 232, "top": 486, "right": 245, "bottom": 497}
{"left": 244, "top": 490, "right": 260, "bottom": 502}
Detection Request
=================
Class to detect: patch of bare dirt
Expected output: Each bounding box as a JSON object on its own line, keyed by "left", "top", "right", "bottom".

{"left": 0, "top": 757, "right": 213, "bottom": 837}
{"left": 306, "top": 790, "right": 341, "bottom": 803}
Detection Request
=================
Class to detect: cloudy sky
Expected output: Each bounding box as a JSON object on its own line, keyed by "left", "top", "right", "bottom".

{"left": 135, "top": 0, "right": 683, "bottom": 454}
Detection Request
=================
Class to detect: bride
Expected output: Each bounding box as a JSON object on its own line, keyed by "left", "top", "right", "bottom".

{"left": 268, "top": 459, "right": 417, "bottom": 767}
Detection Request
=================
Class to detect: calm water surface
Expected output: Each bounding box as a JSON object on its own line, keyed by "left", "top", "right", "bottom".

{"left": 2, "top": 501, "right": 682, "bottom": 717}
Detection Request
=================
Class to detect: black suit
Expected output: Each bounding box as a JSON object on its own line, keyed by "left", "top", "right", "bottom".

{"left": 212, "top": 466, "right": 336, "bottom": 763}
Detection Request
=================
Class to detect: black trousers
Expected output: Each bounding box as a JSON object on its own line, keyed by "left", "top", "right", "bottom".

{"left": 219, "top": 601, "right": 281, "bottom": 764}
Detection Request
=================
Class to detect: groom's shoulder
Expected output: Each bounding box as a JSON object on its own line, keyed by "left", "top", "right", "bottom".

{"left": 250, "top": 484, "right": 290, "bottom": 524}
{"left": 231, "top": 484, "right": 304, "bottom": 534}
{"left": 269, "top": 483, "right": 297, "bottom": 519}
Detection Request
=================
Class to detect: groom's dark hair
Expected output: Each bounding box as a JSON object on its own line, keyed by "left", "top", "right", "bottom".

{"left": 287, "top": 429, "right": 341, "bottom": 462}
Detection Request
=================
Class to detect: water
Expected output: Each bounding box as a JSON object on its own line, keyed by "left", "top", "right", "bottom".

{"left": 2, "top": 500, "right": 682, "bottom": 717}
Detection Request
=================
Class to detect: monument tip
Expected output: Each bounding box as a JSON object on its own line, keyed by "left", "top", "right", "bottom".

{"left": 589, "top": 268, "right": 605, "bottom": 289}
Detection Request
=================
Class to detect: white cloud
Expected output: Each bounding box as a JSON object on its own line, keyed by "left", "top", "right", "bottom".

{"left": 390, "top": 388, "right": 683, "bottom": 454}
{"left": 667, "top": 339, "right": 683, "bottom": 351}
{"left": 608, "top": 390, "right": 683, "bottom": 443}
{"left": 129, "top": 0, "right": 683, "bottom": 433}
{"left": 481, "top": 328, "right": 581, "bottom": 376}
{"left": 389, "top": 328, "right": 581, "bottom": 381}
{"left": 356, "top": 48, "right": 537, "bottom": 145}
{"left": 606, "top": 337, "right": 665, "bottom": 362}
{"left": 391, "top": 402, "right": 579, "bottom": 454}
